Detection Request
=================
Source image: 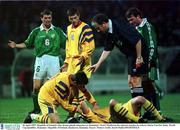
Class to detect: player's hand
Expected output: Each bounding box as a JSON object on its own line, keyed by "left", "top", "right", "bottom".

{"left": 60, "top": 63, "right": 68, "bottom": 72}
{"left": 8, "top": 40, "right": 16, "bottom": 48}
{"left": 88, "top": 63, "right": 100, "bottom": 72}
{"left": 76, "top": 56, "right": 86, "bottom": 68}
{"left": 136, "top": 56, "right": 144, "bottom": 68}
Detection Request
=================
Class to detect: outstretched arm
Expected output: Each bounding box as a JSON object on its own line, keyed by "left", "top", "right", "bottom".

{"left": 8, "top": 40, "right": 26, "bottom": 48}
{"left": 88, "top": 50, "right": 111, "bottom": 72}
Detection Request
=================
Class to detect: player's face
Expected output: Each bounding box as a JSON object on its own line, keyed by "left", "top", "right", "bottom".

{"left": 93, "top": 22, "right": 108, "bottom": 33}
{"left": 41, "top": 14, "right": 52, "bottom": 28}
{"left": 68, "top": 14, "right": 80, "bottom": 27}
{"left": 127, "top": 15, "right": 139, "bottom": 26}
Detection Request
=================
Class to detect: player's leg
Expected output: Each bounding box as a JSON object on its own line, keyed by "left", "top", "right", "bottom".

{"left": 150, "top": 67, "right": 161, "bottom": 110}
{"left": 47, "top": 55, "right": 60, "bottom": 79}
{"left": 129, "top": 75, "right": 144, "bottom": 98}
{"left": 133, "top": 96, "right": 163, "bottom": 121}
{"left": 30, "top": 110, "right": 59, "bottom": 123}
{"left": 109, "top": 99, "right": 141, "bottom": 123}
{"left": 26, "top": 95, "right": 60, "bottom": 123}
{"left": 127, "top": 56, "right": 145, "bottom": 98}
{"left": 79, "top": 101, "right": 109, "bottom": 123}
{"left": 142, "top": 68, "right": 161, "bottom": 119}
{"left": 30, "top": 57, "right": 47, "bottom": 114}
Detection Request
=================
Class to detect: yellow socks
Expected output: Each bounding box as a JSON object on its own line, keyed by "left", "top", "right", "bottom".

{"left": 143, "top": 99, "right": 163, "bottom": 120}
{"left": 31, "top": 114, "right": 51, "bottom": 123}
{"left": 114, "top": 103, "right": 139, "bottom": 122}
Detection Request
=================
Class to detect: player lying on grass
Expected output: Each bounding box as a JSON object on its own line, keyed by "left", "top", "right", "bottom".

{"left": 71, "top": 96, "right": 173, "bottom": 123}
{"left": 24, "top": 71, "right": 97, "bottom": 123}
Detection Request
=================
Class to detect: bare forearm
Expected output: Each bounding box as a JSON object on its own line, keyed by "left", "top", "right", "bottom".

{"left": 136, "top": 40, "right": 142, "bottom": 58}
{"left": 97, "top": 51, "right": 111, "bottom": 65}
{"left": 16, "top": 43, "right": 26, "bottom": 48}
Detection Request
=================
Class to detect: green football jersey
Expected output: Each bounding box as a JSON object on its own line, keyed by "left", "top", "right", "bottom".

{"left": 137, "top": 18, "right": 159, "bottom": 80}
{"left": 136, "top": 18, "right": 158, "bottom": 63}
{"left": 24, "top": 24, "right": 66, "bottom": 57}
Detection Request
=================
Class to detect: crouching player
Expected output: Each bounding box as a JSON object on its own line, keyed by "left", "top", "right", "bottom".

{"left": 24, "top": 71, "right": 96, "bottom": 123}
{"left": 77, "top": 96, "right": 173, "bottom": 123}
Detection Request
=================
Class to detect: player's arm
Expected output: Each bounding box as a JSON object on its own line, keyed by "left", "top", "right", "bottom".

{"left": 76, "top": 25, "right": 95, "bottom": 67}
{"left": 8, "top": 40, "right": 26, "bottom": 48}
{"left": 88, "top": 50, "right": 111, "bottom": 72}
{"left": 146, "top": 24, "right": 157, "bottom": 66}
{"left": 135, "top": 39, "right": 144, "bottom": 67}
{"left": 79, "top": 85, "right": 99, "bottom": 109}
{"left": 8, "top": 28, "right": 38, "bottom": 49}
{"left": 80, "top": 26, "right": 95, "bottom": 60}
{"left": 59, "top": 99, "right": 82, "bottom": 114}
{"left": 59, "top": 28, "right": 67, "bottom": 49}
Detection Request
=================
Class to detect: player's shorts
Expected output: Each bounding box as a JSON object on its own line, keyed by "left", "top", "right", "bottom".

{"left": 127, "top": 55, "right": 148, "bottom": 76}
{"left": 34, "top": 54, "right": 60, "bottom": 80}
{"left": 38, "top": 95, "right": 58, "bottom": 115}
{"left": 123, "top": 99, "right": 140, "bottom": 117}
{"left": 66, "top": 57, "right": 92, "bottom": 78}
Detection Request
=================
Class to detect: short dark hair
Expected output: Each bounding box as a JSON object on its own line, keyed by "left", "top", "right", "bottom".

{"left": 92, "top": 13, "right": 109, "bottom": 25}
{"left": 40, "top": 9, "right": 52, "bottom": 17}
{"left": 67, "top": 7, "right": 80, "bottom": 16}
{"left": 72, "top": 71, "right": 88, "bottom": 85}
{"left": 125, "top": 7, "right": 142, "bottom": 18}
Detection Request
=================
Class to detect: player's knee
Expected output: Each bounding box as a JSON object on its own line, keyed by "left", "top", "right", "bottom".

{"left": 134, "top": 96, "right": 146, "bottom": 104}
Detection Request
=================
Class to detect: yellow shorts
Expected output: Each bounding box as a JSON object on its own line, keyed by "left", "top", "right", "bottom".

{"left": 123, "top": 99, "right": 140, "bottom": 117}
{"left": 67, "top": 58, "right": 92, "bottom": 78}
{"left": 38, "top": 90, "right": 58, "bottom": 115}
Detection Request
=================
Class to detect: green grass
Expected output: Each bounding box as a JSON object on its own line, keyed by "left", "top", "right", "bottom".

{"left": 0, "top": 92, "right": 180, "bottom": 123}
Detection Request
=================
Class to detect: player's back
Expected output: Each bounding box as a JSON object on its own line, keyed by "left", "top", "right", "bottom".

{"left": 39, "top": 72, "right": 71, "bottom": 103}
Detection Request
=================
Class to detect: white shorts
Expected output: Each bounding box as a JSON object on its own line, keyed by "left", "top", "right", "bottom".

{"left": 33, "top": 55, "right": 60, "bottom": 80}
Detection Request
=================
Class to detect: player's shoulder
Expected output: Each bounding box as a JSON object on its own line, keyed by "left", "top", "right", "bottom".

{"left": 29, "top": 27, "right": 40, "bottom": 35}
{"left": 81, "top": 22, "right": 92, "bottom": 31}
{"left": 53, "top": 26, "right": 63, "bottom": 32}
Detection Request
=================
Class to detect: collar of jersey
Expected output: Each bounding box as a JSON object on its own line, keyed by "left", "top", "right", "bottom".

{"left": 40, "top": 24, "right": 54, "bottom": 31}
{"left": 138, "top": 18, "right": 147, "bottom": 27}
{"left": 72, "top": 21, "right": 82, "bottom": 29}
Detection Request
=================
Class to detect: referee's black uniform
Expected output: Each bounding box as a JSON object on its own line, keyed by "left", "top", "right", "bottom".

{"left": 103, "top": 19, "right": 149, "bottom": 76}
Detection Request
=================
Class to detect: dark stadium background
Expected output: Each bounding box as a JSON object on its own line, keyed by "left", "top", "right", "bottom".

{"left": 0, "top": 0, "right": 180, "bottom": 123}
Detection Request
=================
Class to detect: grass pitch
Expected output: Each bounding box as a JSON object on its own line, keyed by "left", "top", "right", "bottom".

{"left": 0, "top": 92, "right": 180, "bottom": 123}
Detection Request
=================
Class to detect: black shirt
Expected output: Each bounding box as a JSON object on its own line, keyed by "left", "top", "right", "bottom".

{"left": 104, "top": 19, "right": 148, "bottom": 57}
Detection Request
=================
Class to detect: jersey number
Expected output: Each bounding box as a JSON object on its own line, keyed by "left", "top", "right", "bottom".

{"left": 55, "top": 81, "right": 69, "bottom": 99}
{"left": 45, "top": 39, "right": 50, "bottom": 46}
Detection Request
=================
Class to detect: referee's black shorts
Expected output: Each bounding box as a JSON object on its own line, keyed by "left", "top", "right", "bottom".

{"left": 127, "top": 55, "right": 148, "bottom": 76}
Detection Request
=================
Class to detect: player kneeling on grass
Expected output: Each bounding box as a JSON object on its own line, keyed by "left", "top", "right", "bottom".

{"left": 76, "top": 96, "right": 173, "bottom": 123}
{"left": 24, "top": 71, "right": 97, "bottom": 123}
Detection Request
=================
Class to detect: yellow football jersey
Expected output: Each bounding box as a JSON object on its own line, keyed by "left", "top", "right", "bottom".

{"left": 38, "top": 72, "right": 78, "bottom": 112}
{"left": 64, "top": 22, "right": 95, "bottom": 78}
